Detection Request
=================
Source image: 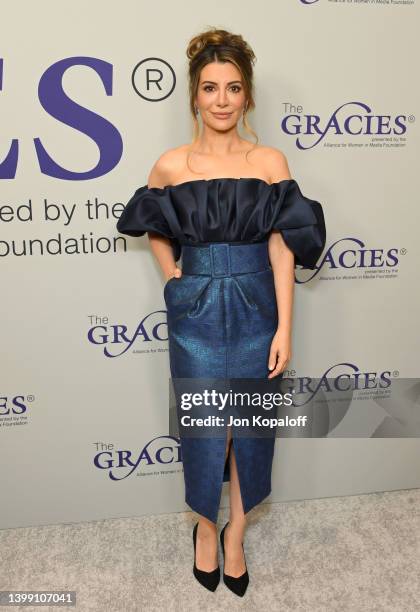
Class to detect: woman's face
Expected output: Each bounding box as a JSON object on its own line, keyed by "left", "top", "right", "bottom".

{"left": 195, "top": 61, "right": 247, "bottom": 131}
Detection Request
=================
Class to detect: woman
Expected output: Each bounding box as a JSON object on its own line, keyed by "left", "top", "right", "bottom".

{"left": 116, "top": 28, "right": 326, "bottom": 597}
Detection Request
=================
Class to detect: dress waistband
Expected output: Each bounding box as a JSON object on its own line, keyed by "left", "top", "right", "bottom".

{"left": 181, "top": 240, "right": 271, "bottom": 277}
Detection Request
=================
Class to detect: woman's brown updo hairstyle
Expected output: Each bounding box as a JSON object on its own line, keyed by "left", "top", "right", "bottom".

{"left": 186, "top": 27, "right": 258, "bottom": 172}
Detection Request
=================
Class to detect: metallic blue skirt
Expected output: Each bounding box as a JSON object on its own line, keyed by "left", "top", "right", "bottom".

{"left": 164, "top": 240, "right": 280, "bottom": 523}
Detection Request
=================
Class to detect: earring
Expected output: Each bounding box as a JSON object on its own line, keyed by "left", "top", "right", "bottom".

{"left": 195, "top": 106, "right": 199, "bottom": 115}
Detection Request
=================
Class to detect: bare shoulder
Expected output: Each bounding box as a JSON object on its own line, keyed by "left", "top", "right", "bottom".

{"left": 254, "top": 145, "right": 292, "bottom": 183}
{"left": 147, "top": 145, "right": 189, "bottom": 188}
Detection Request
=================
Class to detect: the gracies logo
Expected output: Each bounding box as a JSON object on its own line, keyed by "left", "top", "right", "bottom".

{"left": 296, "top": 237, "right": 400, "bottom": 283}
{"left": 282, "top": 102, "right": 409, "bottom": 150}
{"left": 87, "top": 310, "right": 168, "bottom": 357}
{"left": 93, "top": 435, "right": 182, "bottom": 480}
{"left": 281, "top": 363, "right": 393, "bottom": 437}
{"left": 284, "top": 363, "right": 392, "bottom": 405}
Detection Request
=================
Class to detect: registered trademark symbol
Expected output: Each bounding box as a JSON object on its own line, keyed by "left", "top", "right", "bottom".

{"left": 132, "top": 57, "right": 176, "bottom": 102}
{"left": 399, "top": 248, "right": 407, "bottom": 255}
{"left": 27, "top": 395, "right": 35, "bottom": 402}
{"left": 408, "top": 115, "right": 415, "bottom": 123}
{"left": 392, "top": 370, "right": 399, "bottom": 378}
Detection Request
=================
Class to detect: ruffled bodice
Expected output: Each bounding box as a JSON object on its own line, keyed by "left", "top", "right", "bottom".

{"left": 116, "top": 177, "right": 326, "bottom": 269}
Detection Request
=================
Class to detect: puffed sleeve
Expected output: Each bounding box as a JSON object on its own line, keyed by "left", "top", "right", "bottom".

{"left": 116, "top": 185, "right": 181, "bottom": 261}
{"left": 270, "top": 180, "right": 326, "bottom": 269}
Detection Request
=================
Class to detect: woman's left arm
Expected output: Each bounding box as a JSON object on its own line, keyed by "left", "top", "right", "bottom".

{"left": 266, "top": 148, "right": 294, "bottom": 378}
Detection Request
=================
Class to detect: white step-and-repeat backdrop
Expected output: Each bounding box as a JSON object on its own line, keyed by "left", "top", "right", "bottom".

{"left": 1, "top": 1, "right": 419, "bottom": 529}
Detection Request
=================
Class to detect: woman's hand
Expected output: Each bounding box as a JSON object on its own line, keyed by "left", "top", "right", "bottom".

{"left": 267, "top": 327, "right": 291, "bottom": 378}
{"left": 164, "top": 266, "right": 183, "bottom": 282}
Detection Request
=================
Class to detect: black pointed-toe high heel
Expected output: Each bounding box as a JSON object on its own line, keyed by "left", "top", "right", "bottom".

{"left": 192, "top": 522, "right": 220, "bottom": 592}
{"left": 220, "top": 521, "right": 249, "bottom": 597}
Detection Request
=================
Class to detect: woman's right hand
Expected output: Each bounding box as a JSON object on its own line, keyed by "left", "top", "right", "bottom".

{"left": 165, "top": 266, "right": 183, "bottom": 282}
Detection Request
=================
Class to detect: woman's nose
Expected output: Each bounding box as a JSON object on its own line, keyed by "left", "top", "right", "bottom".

{"left": 216, "top": 91, "right": 228, "bottom": 106}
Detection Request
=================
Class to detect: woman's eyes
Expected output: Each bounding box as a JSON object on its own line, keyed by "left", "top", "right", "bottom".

{"left": 203, "top": 85, "right": 242, "bottom": 93}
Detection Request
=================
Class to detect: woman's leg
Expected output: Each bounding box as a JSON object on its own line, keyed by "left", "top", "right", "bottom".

{"left": 195, "top": 515, "right": 218, "bottom": 572}
{"left": 224, "top": 430, "right": 247, "bottom": 577}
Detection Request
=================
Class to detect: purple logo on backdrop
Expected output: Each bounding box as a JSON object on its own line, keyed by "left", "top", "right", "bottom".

{"left": 286, "top": 363, "right": 392, "bottom": 405}
{"left": 87, "top": 311, "right": 168, "bottom": 357}
{"left": 279, "top": 364, "right": 397, "bottom": 437}
{"left": 296, "top": 237, "right": 401, "bottom": 283}
{"left": 0, "top": 56, "right": 123, "bottom": 180}
{"left": 93, "top": 435, "right": 182, "bottom": 480}
{"left": 0, "top": 395, "right": 28, "bottom": 415}
{"left": 281, "top": 102, "right": 410, "bottom": 150}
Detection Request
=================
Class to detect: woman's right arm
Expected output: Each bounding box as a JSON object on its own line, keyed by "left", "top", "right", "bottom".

{"left": 147, "top": 233, "right": 181, "bottom": 282}
{"left": 147, "top": 157, "right": 182, "bottom": 282}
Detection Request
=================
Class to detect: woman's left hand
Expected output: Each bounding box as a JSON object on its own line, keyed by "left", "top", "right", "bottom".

{"left": 267, "top": 327, "right": 291, "bottom": 378}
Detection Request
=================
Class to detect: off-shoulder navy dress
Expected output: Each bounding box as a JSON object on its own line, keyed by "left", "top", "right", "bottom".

{"left": 116, "top": 178, "right": 326, "bottom": 523}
